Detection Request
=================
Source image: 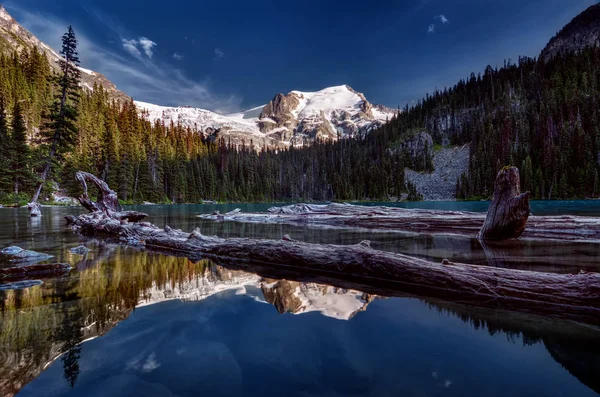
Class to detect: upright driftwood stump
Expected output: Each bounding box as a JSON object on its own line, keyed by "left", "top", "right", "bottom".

{"left": 477, "top": 166, "right": 530, "bottom": 241}
{"left": 75, "top": 171, "right": 122, "bottom": 214}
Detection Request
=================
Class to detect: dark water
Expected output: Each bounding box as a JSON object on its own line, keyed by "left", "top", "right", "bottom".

{"left": 1, "top": 202, "right": 599, "bottom": 397}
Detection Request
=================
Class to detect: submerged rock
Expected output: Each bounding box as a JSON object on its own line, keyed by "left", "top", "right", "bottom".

{"left": 0, "top": 246, "right": 53, "bottom": 265}
{"left": 1, "top": 246, "right": 24, "bottom": 255}
{"left": 70, "top": 245, "right": 91, "bottom": 255}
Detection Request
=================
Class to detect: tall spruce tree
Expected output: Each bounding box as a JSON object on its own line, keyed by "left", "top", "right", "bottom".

{"left": 31, "top": 25, "right": 81, "bottom": 206}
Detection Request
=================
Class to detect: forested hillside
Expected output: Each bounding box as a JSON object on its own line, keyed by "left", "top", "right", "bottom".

{"left": 2, "top": 18, "right": 600, "bottom": 204}
{"left": 0, "top": 45, "right": 410, "bottom": 204}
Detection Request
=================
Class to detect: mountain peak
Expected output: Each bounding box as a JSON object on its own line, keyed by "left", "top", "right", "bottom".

{"left": 541, "top": 4, "right": 600, "bottom": 62}
{"left": 137, "top": 84, "right": 396, "bottom": 149}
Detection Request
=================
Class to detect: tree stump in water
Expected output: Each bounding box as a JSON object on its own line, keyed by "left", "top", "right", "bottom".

{"left": 477, "top": 166, "right": 530, "bottom": 241}
{"left": 27, "top": 202, "right": 41, "bottom": 217}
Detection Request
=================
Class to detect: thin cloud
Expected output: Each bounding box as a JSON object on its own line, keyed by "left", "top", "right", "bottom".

{"left": 5, "top": 3, "right": 242, "bottom": 112}
{"left": 122, "top": 37, "right": 156, "bottom": 59}
{"left": 172, "top": 52, "right": 184, "bottom": 61}
{"left": 435, "top": 14, "right": 450, "bottom": 24}
{"left": 138, "top": 37, "right": 156, "bottom": 58}
{"left": 214, "top": 48, "right": 224, "bottom": 60}
{"left": 122, "top": 38, "right": 141, "bottom": 57}
{"left": 428, "top": 24, "right": 435, "bottom": 34}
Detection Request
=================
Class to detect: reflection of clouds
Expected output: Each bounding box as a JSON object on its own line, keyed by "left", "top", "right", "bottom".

{"left": 142, "top": 352, "right": 160, "bottom": 372}
{"left": 126, "top": 352, "right": 160, "bottom": 373}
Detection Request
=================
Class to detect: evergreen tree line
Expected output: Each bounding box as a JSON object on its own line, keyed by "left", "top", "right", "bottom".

{"left": 0, "top": 45, "right": 411, "bottom": 203}
{"left": 373, "top": 47, "right": 600, "bottom": 200}
{"left": 2, "top": 37, "right": 600, "bottom": 203}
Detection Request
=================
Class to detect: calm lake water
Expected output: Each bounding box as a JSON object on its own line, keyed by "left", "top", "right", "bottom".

{"left": 1, "top": 201, "right": 599, "bottom": 396}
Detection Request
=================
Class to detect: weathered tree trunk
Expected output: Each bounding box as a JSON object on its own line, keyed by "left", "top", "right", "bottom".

{"left": 199, "top": 203, "right": 600, "bottom": 242}
{"left": 74, "top": 171, "right": 121, "bottom": 214}
{"left": 65, "top": 171, "right": 600, "bottom": 326}
{"left": 477, "top": 166, "right": 530, "bottom": 240}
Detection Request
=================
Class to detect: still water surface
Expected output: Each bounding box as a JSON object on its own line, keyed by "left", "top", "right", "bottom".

{"left": 1, "top": 202, "right": 599, "bottom": 396}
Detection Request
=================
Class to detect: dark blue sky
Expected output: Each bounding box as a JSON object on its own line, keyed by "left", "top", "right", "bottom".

{"left": 6, "top": 0, "right": 598, "bottom": 112}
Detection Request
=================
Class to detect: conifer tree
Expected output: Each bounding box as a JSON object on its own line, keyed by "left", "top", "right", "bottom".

{"left": 31, "top": 25, "right": 81, "bottom": 205}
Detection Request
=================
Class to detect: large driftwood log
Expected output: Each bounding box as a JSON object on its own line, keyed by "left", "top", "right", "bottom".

{"left": 477, "top": 166, "right": 530, "bottom": 240}
{"left": 64, "top": 171, "right": 600, "bottom": 326}
{"left": 66, "top": 213, "right": 600, "bottom": 324}
{"left": 199, "top": 203, "right": 600, "bottom": 242}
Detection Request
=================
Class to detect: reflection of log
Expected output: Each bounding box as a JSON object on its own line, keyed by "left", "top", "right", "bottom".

{"left": 200, "top": 203, "right": 600, "bottom": 242}
{"left": 477, "top": 167, "right": 530, "bottom": 240}
{"left": 66, "top": 171, "right": 600, "bottom": 326}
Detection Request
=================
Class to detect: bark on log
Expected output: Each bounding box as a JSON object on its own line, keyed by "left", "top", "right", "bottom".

{"left": 477, "top": 166, "right": 530, "bottom": 240}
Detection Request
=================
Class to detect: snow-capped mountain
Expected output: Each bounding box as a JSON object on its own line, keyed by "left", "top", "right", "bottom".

{"left": 261, "top": 279, "right": 374, "bottom": 320}
{"left": 136, "top": 85, "right": 396, "bottom": 149}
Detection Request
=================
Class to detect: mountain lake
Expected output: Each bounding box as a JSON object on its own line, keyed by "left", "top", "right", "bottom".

{"left": 1, "top": 201, "right": 599, "bottom": 397}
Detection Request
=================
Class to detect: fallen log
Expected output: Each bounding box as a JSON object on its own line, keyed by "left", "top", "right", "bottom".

{"left": 0, "top": 263, "right": 72, "bottom": 283}
{"left": 477, "top": 166, "right": 530, "bottom": 240}
{"left": 199, "top": 203, "right": 600, "bottom": 242}
{"left": 66, "top": 214, "right": 600, "bottom": 324}
{"left": 64, "top": 171, "right": 600, "bottom": 325}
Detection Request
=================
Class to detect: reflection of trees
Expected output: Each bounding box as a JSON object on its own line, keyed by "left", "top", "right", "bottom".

{"left": 56, "top": 307, "right": 83, "bottom": 388}
{"left": 0, "top": 248, "right": 214, "bottom": 396}
{"left": 424, "top": 299, "right": 600, "bottom": 395}
{"left": 1, "top": 246, "right": 598, "bottom": 396}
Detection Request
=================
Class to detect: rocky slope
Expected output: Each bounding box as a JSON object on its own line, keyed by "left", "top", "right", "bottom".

{"left": 0, "top": 6, "right": 129, "bottom": 102}
{"left": 404, "top": 136, "right": 470, "bottom": 201}
{"left": 136, "top": 85, "right": 396, "bottom": 149}
{"left": 541, "top": 3, "right": 600, "bottom": 62}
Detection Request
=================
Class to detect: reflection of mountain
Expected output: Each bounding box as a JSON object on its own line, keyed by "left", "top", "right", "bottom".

{"left": 1, "top": 247, "right": 599, "bottom": 396}
{"left": 261, "top": 279, "right": 374, "bottom": 320}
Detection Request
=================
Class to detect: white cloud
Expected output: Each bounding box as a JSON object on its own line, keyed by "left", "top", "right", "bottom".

{"left": 428, "top": 24, "right": 435, "bottom": 33}
{"left": 122, "top": 38, "right": 141, "bottom": 57}
{"left": 138, "top": 37, "right": 156, "bottom": 58}
{"left": 122, "top": 37, "right": 156, "bottom": 59}
{"left": 5, "top": 4, "right": 242, "bottom": 112}
{"left": 172, "top": 52, "right": 184, "bottom": 61}
{"left": 435, "top": 14, "right": 450, "bottom": 24}
{"left": 214, "top": 48, "right": 224, "bottom": 60}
